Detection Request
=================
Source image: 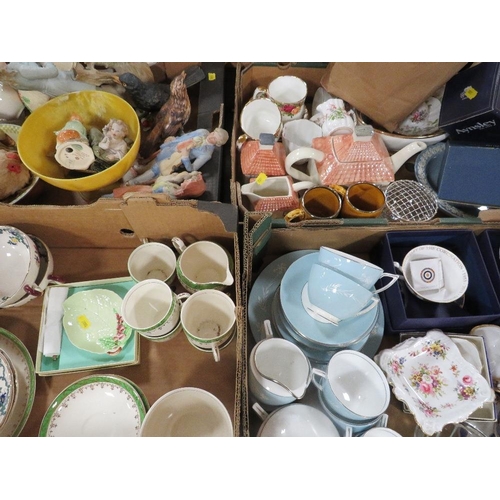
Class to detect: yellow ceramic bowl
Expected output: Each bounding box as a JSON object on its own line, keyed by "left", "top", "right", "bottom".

{"left": 17, "top": 91, "right": 140, "bottom": 192}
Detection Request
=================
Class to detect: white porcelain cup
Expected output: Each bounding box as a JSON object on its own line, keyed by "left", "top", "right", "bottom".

{"left": 307, "top": 263, "right": 379, "bottom": 325}
{"left": 240, "top": 97, "right": 282, "bottom": 140}
{"left": 312, "top": 350, "right": 391, "bottom": 422}
{"left": 311, "top": 98, "right": 355, "bottom": 136}
{"left": 172, "top": 237, "right": 234, "bottom": 293}
{"left": 248, "top": 320, "right": 312, "bottom": 407}
{"left": 121, "top": 279, "right": 189, "bottom": 339}
{"left": 282, "top": 119, "right": 323, "bottom": 156}
{"left": 180, "top": 289, "right": 236, "bottom": 362}
{"left": 266, "top": 75, "right": 308, "bottom": 123}
{"left": 139, "top": 387, "right": 233, "bottom": 437}
{"left": 127, "top": 240, "right": 177, "bottom": 285}
{"left": 318, "top": 246, "right": 399, "bottom": 293}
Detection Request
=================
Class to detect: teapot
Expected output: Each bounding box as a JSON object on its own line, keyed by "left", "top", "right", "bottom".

{"left": 285, "top": 125, "right": 427, "bottom": 186}
{"left": 240, "top": 175, "right": 314, "bottom": 212}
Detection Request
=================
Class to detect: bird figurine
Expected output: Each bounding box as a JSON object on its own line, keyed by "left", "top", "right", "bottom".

{"left": 117, "top": 73, "right": 171, "bottom": 112}
{"left": 139, "top": 71, "right": 191, "bottom": 159}
{"left": 116, "top": 65, "right": 205, "bottom": 113}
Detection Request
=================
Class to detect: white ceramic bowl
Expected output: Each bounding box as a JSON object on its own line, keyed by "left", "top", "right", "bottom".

{"left": 2, "top": 234, "right": 55, "bottom": 308}
{"left": 0, "top": 226, "right": 40, "bottom": 307}
{"left": 256, "top": 403, "right": 340, "bottom": 437}
{"left": 313, "top": 350, "right": 391, "bottom": 422}
{"left": 139, "top": 387, "right": 233, "bottom": 437}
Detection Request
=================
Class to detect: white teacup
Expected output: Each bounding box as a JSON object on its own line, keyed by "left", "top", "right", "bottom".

{"left": 139, "top": 387, "right": 233, "bottom": 437}
{"left": 310, "top": 98, "right": 355, "bottom": 136}
{"left": 282, "top": 119, "right": 323, "bottom": 156}
{"left": 258, "top": 76, "right": 308, "bottom": 123}
{"left": 121, "top": 279, "right": 189, "bottom": 340}
{"left": 172, "top": 237, "right": 234, "bottom": 293}
{"left": 312, "top": 350, "right": 391, "bottom": 422}
{"left": 180, "top": 289, "right": 236, "bottom": 362}
{"left": 307, "top": 263, "right": 379, "bottom": 325}
{"left": 240, "top": 97, "right": 282, "bottom": 140}
{"left": 318, "top": 246, "right": 399, "bottom": 293}
{"left": 127, "top": 240, "right": 177, "bottom": 285}
{"left": 249, "top": 320, "right": 312, "bottom": 407}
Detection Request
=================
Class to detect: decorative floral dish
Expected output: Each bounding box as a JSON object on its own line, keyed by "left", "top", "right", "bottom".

{"left": 0, "top": 348, "right": 16, "bottom": 430}
{"left": 39, "top": 374, "right": 148, "bottom": 437}
{"left": 0, "top": 328, "right": 35, "bottom": 437}
{"left": 63, "top": 288, "right": 133, "bottom": 355}
{"left": 36, "top": 277, "right": 139, "bottom": 376}
{"left": 375, "top": 329, "right": 495, "bottom": 436}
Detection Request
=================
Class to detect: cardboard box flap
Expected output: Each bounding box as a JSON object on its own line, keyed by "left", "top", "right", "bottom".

{"left": 321, "top": 62, "right": 468, "bottom": 132}
{"left": 120, "top": 194, "right": 239, "bottom": 242}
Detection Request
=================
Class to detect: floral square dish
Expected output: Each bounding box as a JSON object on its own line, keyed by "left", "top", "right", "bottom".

{"left": 375, "top": 329, "right": 495, "bottom": 436}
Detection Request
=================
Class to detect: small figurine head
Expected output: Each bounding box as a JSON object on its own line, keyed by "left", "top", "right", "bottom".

{"left": 104, "top": 119, "right": 129, "bottom": 140}
{"left": 208, "top": 128, "right": 229, "bottom": 147}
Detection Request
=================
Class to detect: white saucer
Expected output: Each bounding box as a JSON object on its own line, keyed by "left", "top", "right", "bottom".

{"left": 39, "top": 374, "right": 148, "bottom": 437}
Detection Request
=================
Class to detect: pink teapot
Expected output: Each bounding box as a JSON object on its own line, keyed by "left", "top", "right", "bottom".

{"left": 285, "top": 125, "right": 427, "bottom": 186}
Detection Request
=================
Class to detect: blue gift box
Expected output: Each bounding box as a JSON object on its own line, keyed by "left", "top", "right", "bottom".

{"left": 476, "top": 229, "right": 500, "bottom": 302}
{"left": 375, "top": 229, "right": 500, "bottom": 334}
{"left": 439, "top": 62, "right": 500, "bottom": 145}
{"left": 435, "top": 141, "right": 500, "bottom": 208}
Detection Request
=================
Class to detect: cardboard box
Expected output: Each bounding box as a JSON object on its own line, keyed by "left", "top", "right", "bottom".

{"left": 375, "top": 229, "right": 500, "bottom": 334}
{"left": 242, "top": 213, "right": 500, "bottom": 436}
{"left": 231, "top": 63, "right": 486, "bottom": 227}
{"left": 0, "top": 195, "right": 245, "bottom": 437}
{"left": 439, "top": 62, "right": 500, "bottom": 145}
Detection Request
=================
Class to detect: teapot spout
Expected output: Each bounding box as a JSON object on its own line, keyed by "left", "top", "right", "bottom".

{"left": 390, "top": 141, "right": 427, "bottom": 174}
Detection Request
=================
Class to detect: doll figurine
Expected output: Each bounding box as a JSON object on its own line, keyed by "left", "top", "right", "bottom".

{"left": 97, "top": 119, "right": 130, "bottom": 162}
{"left": 123, "top": 127, "right": 228, "bottom": 186}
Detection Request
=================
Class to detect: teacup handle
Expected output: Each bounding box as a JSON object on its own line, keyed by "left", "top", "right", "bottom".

{"left": 373, "top": 273, "right": 400, "bottom": 294}
{"left": 285, "top": 147, "right": 325, "bottom": 182}
{"left": 172, "top": 237, "right": 186, "bottom": 255}
{"left": 211, "top": 344, "right": 221, "bottom": 363}
{"left": 252, "top": 86, "right": 268, "bottom": 100}
{"left": 177, "top": 292, "right": 191, "bottom": 303}
{"left": 263, "top": 319, "right": 274, "bottom": 340}
{"left": 311, "top": 367, "right": 327, "bottom": 391}
{"left": 252, "top": 402, "right": 269, "bottom": 421}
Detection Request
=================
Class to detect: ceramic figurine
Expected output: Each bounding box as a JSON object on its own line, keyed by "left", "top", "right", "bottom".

{"left": 113, "top": 170, "right": 206, "bottom": 199}
{"left": 124, "top": 127, "right": 229, "bottom": 186}
{"left": 98, "top": 119, "right": 130, "bottom": 162}
{"left": 139, "top": 71, "right": 191, "bottom": 159}
{"left": 0, "top": 62, "right": 97, "bottom": 98}
{"left": 54, "top": 114, "right": 95, "bottom": 171}
{"left": 0, "top": 149, "right": 31, "bottom": 200}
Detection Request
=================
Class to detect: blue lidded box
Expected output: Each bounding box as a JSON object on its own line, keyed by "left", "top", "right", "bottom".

{"left": 476, "top": 229, "right": 500, "bottom": 302}
{"left": 375, "top": 229, "right": 500, "bottom": 334}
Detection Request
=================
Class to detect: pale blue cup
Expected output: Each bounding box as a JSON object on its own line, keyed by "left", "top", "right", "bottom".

{"left": 312, "top": 350, "right": 390, "bottom": 422}
{"left": 318, "top": 246, "right": 399, "bottom": 293}
{"left": 307, "top": 263, "right": 379, "bottom": 324}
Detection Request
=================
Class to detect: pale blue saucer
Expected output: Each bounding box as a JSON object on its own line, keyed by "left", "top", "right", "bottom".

{"left": 280, "top": 253, "right": 379, "bottom": 348}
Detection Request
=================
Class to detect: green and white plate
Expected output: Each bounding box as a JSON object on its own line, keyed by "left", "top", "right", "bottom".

{"left": 39, "top": 374, "right": 148, "bottom": 437}
{"left": 63, "top": 288, "right": 133, "bottom": 355}
{"left": 36, "top": 277, "right": 140, "bottom": 376}
{"left": 0, "top": 328, "right": 36, "bottom": 437}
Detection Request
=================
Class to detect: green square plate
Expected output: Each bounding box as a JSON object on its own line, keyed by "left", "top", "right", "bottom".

{"left": 36, "top": 277, "right": 140, "bottom": 376}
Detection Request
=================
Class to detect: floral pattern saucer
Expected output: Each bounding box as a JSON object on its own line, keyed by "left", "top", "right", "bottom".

{"left": 0, "top": 348, "right": 16, "bottom": 429}
{"left": 375, "top": 329, "right": 495, "bottom": 436}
